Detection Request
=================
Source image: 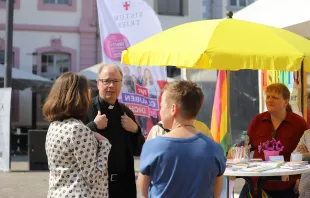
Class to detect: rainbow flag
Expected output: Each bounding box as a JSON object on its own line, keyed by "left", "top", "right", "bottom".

{"left": 211, "top": 70, "right": 228, "bottom": 154}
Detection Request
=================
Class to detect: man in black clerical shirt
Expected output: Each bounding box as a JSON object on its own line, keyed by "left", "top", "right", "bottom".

{"left": 84, "top": 63, "right": 145, "bottom": 198}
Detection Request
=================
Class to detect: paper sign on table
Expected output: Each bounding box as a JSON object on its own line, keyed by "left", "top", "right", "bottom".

{"left": 269, "top": 155, "right": 284, "bottom": 162}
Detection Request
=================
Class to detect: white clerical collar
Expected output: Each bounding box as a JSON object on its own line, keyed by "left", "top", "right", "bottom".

{"left": 108, "top": 105, "right": 114, "bottom": 109}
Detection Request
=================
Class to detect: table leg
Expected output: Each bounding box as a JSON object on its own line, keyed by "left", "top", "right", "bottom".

{"left": 227, "top": 176, "right": 236, "bottom": 198}
{"left": 226, "top": 176, "right": 230, "bottom": 198}
{"left": 226, "top": 176, "right": 231, "bottom": 198}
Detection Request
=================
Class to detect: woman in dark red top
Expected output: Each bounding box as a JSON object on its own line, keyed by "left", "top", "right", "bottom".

{"left": 241, "top": 83, "right": 308, "bottom": 198}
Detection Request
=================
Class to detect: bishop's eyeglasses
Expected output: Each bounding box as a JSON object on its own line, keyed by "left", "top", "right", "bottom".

{"left": 98, "top": 79, "right": 122, "bottom": 86}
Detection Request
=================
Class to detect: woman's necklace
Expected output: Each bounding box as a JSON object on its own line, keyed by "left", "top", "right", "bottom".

{"left": 173, "top": 125, "right": 195, "bottom": 129}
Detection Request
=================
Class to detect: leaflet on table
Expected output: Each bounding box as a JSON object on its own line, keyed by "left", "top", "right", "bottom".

{"left": 241, "top": 166, "right": 277, "bottom": 172}
{"left": 227, "top": 158, "right": 263, "bottom": 169}
{"left": 229, "top": 161, "right": 285, "bottom": 172}
{"left": 227, "top": 158, "right": 262, "bottom": 164}
{"left": 280, "top": 161, "right": 309, "bottom": 170}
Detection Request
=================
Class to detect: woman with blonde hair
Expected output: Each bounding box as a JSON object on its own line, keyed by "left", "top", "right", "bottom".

{"left": 43, "top": 72, "right": 111, "bottom": 198}
{"left": 143, "top": 68, "right": 160, "bottom": 125}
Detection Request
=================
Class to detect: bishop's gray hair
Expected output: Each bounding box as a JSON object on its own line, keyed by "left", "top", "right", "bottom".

{"left": 97, "top": 63, "right": 123, "bottom": 80}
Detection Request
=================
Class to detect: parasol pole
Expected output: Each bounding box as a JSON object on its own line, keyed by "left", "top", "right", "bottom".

{"left": 226, "top": 11, "right": 233, "bottom": 156}
{"left": 225, "top": 11, "right": 233, "bottom": 198}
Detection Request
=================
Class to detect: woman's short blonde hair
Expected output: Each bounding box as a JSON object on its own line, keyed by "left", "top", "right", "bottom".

{"left": 42, "top": 72, "right": 91, "bottom": 121}
{"left": 164, "top": 80, "right": 204, "bottom": 119}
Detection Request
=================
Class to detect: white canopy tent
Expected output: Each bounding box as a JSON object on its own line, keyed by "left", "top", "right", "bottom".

{"left": 79, "top": 63, "right": 102, "bottom": 81}
{"left": 80, "top": 63, "right": 178, "bottom": 84}
{"left": 0, "top": 64, "right": 51, "bottom": 90}
{"left": 234, "top": 0, "right": 310, "bottom": 38}
{"left": 234, "top": 0, "right": 310, "bottom": 113}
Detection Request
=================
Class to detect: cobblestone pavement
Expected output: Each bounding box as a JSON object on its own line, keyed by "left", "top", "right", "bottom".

{"left": 0, "top": 156, "right": 243, "bottom": 198}
{"left": 0, "top": 171, "right": 145, "bottom": 198}
{"left": 0, "top": 156, "right": 144, "bottom": 198}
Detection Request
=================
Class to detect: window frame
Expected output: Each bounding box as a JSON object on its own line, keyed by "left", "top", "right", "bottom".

{"left": 229, "top": 0, "right": 248, "bottom": 8}
{"left": 40, "top": 52, "right": 70, "bottom": 80}
{"left": 156, "top": 0, "right": 187, "bottom": 17}
{"left": 37, "top": 0, "right": 77, "bottom": 12}
{"left": 37, "top": 52, "right": 71, "bottom": 122}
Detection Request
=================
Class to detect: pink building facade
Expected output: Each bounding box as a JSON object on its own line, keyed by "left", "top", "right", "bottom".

{"left": 0, "top": 0, "right": 101, "bottom": 128}
{"left": 0, "top": 0, "right": 218, "bottom": 128}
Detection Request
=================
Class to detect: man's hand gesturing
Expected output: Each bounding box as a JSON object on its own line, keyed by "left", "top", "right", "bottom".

{"left": 94, "top": 111, "right": 108, "bottom": 130}
{"left": 121, "top": 113, "right": 138, "bottom": 133}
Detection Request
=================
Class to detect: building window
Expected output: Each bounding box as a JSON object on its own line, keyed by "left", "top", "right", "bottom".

{"left": 0, "top": 0, "right": 15, "bottom": 2}
{"left": 0, "top": 0, "right": 20, "bottom": 9}
{"left": 37, "top": 53, "right": 70, "bottom": 122}
{"left": 43, "top": 0, "right": 71, "bottom": 5}
{"left": 0, "top": 50, "right": 15, "bottom": 65}
{"left": 40, "top": 53, "right": 70, "bottom": 80}
{"left": 157, "top": 0, "right": 184, "bottom": 16}
{"left": 38, "top": 0, "right": 76, "bottom": 12}
{"left": 0, "top": 50, "right": 4, "bottom": 64}
{"left": 230, "top": 0, "right": 247, "bottom": 7}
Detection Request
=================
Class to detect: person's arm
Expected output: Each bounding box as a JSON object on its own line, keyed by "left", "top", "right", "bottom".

{"left": 292, "top": 129, "right": 310, "bottom": 187}
{"left": 295, "top": 130, "right": 310, "bottom": 160}
{"left": 123, "top": 105, "right": 142, "bottom": 133}
{"left": 137, "top": 173, "right": 151, "bottom": 198}
{"left": 146, "top": 125, "right": 161, "bottom": 141}
{"left": 294, "top": 119, "right": 310, "bottom": 154}
{"left": 303, "top": 152, "right": 310, "bottom": 161}
{"left": 214, "top": 144, "right": 227, "bottom": 197}
{"left": 294, "top": 132, "right": 307, "bottom": 153}
{"left": 213, "top": 175, "right": 224, "bottom": 198}
{"left": 86, "top": 121, "right": 97, "bottom": 131}
{"left": 123, "top": 105, "right": 145, "bottom": 156}
{"left": 139, "top": 141, "right": 157, "bottom": 197}
{"left": 71, "top": 124, "right": 111, "bottom": 186}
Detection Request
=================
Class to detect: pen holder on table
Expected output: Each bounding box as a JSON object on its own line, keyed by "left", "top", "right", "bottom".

{"left": 231, "top": 146, "right": 250, "bottom": 162}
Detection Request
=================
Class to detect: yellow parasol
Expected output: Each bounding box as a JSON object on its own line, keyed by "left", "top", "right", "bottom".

{"left": 121, "top": 18, "right": 310, "bottom": 71}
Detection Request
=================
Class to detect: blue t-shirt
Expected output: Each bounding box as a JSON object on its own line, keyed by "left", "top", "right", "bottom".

{"left": 140, "top": 133, "right": 226, "bottom": 198}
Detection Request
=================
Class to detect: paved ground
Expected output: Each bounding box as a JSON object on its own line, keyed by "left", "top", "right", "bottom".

{"left": 0, "top": 156, "right": 243, "bottom": 198}
{"left": 0, "top": 156, "right": 144, "bottom": 198}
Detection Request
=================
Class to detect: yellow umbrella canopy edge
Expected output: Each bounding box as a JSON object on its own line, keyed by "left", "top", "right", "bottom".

{"left": 121, "top": 18, "right": 310, "bottom": 72}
